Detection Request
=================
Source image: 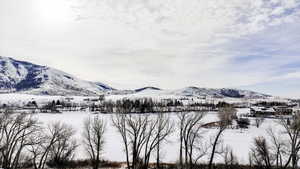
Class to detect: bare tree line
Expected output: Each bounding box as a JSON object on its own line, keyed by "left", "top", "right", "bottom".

{"left": 0, "top": 112, "right": 78, "bottom": 169}
{"left": 110, "top": 106, "right": 300, "bottom": 169}
{"left": 2, "top": 105, "right": 300, "bottom": 169}
{"left": 4, "top": 98, "right": 221, "bottom": 114}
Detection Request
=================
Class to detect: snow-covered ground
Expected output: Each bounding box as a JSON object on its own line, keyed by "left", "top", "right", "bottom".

{"left": 0, "top": 93, "right": 291, "bottom": 164}
{"left": 0, "top": 93, "right": 85, "bottom": 105}
{"left": 0, "top": 93, "right": 291, "bottom": 107}
{"left": 33, "top": 108, "right": 285, "bottom": 164}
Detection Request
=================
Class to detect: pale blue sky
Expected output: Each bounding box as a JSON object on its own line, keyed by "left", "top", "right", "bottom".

{"left": 0, "top": 0, "right": 300, "bottom": 98}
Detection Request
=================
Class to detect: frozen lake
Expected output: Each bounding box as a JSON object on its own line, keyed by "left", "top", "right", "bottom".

{"left": 35, "top": 108, "right": 283, "bottom": 164}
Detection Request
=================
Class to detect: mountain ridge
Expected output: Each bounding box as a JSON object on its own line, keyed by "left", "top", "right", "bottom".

{"left": 0, "top": 56, "right": 271, "bottom": 98}
{"left": 0, "top": 56, "right": 114, "bottom": 96}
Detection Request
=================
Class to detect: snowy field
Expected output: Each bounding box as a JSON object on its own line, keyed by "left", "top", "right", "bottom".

{"left": 33, "top": 108, "right": 285, "bottom": 164}
{"left": 0, "top": 94, "right": 289, "bottom": 164}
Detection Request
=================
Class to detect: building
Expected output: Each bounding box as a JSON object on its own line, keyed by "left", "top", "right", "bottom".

{"left": 250, "top": 106, "right": 293, "bottom": 117}
{"left": 250, "top": 107, "right": 276, "bottom": 116}
{"left": 273, "top": 106, "right": 293, "bottom": 115}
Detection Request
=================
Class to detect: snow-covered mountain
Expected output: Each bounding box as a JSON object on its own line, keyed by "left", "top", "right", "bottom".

{"left": 0, "top": 56, "right": 114, "bottom": 96}
{"left": 0, "top": 56, "right": 271, "bottom": 99}
{"left": 170, "top": 86, "right": 270, "bottom": 99}
{"left": 131, "top": 86, "right": 270, "bottom": 99}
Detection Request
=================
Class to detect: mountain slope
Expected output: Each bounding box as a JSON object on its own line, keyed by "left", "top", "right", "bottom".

{"left": 0, "top": 56, "right": 113, "bottom": 95}
{"left": 171, "top": 86, "right": 270, "bottom": 99}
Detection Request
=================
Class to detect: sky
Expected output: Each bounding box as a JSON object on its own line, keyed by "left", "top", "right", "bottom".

{"left": 0, "top": 0, "right": 300, "bottom": 98}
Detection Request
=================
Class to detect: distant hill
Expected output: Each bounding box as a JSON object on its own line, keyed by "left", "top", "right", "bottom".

{"left": 170, "top": 86, "right": 270, "bottom": 99}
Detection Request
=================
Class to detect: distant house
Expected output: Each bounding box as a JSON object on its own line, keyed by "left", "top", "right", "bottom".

{"left": 18, "top": 101, "right": 40, "bottom": 113}
{"left": 179, "top": 97, "right": 190, "bottom": 101}
{"left": 250, "top": 106, "right": 293, "bottom": 116}
{"left": 24, "top": 101, "right": 38, "bottom": 109}
{"left": 161, "top": 98, "right": 173, "bottom": 103}
{"left": 83, "top": 96, "right": 104, "bottom": 102}
{"left": 83, "top": 98, "right": 90, "bottom": 102}
{"left": 55, "top": 105, "right": 64, "bottom": 110}
{"left": 65, "top": 97, "right": 74, "bottom": 102}
{"left": 90, "top": 98, "right": 100, "bottom": 102}
{"left": 197, "top": 95, "right": 206, "bottom": 99}
{"left": 273, "top": 106, "right": 293, "bottom": 115}
{"left": 250, "top": 107, "right": 276, "bottom": 116}
{"left": 233, "top": 102, "right": 250, "bottom": 108}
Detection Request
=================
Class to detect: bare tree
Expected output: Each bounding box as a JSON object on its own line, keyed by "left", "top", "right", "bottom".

{"left": 178, "top": 112, "right": 187, "bottom": 168}
{"left": 250, "top": 136, "right": 272, "bottom": 169}
{"left": 47, "top": 123, "right": 77, "bottom": 169}
{"left": 279, "top": 116, "right": 300, "bottom": 169}
{"left": 208, "top": 106, "right": 236, "bottom": 169}
{"left": 0, "top": 113, "right": 6, "bottom": 164}
{"left": 249, "top": 127, "right": 294, "bottom": 169}
{"left": 223, "top": 146, "right": 238, "bottom": 166}
{"left": 143, "top": 113, "right": 174, "bottom": 169}
{"left": 112, "top": 113, "right": 149, "bottom": 169}
{"left": 0, "top": 112, "right": 40, "bottom": 169}
{"left": 267, "top": 128, "right": 289, "bottom": 169}
{"left": 83, "top": 116, "right": 106, "bottom": 169}
{"left": 111, "top": 112, "right": 131, "bottom": 169}
{"left": 177, "top": 112, "right": 207, "bottom": 169}
{"left": 255, "top": 118, "right": 265, "bottom": 128}
{"left": 28, "top": 122, "right": 74, "bottom": 169}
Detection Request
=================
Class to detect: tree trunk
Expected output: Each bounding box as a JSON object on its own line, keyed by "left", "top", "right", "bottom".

{"left": 180, "top": 134, "right": 183, "bottom": 169}
{"left": 157, "top": 139, "right": 160, "bottom": 169}
{"left": 96, "top": 136, "right": 100, "bottom": 169}
{"left": 209, "top": 129, "right": 223, "bottom": 169}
